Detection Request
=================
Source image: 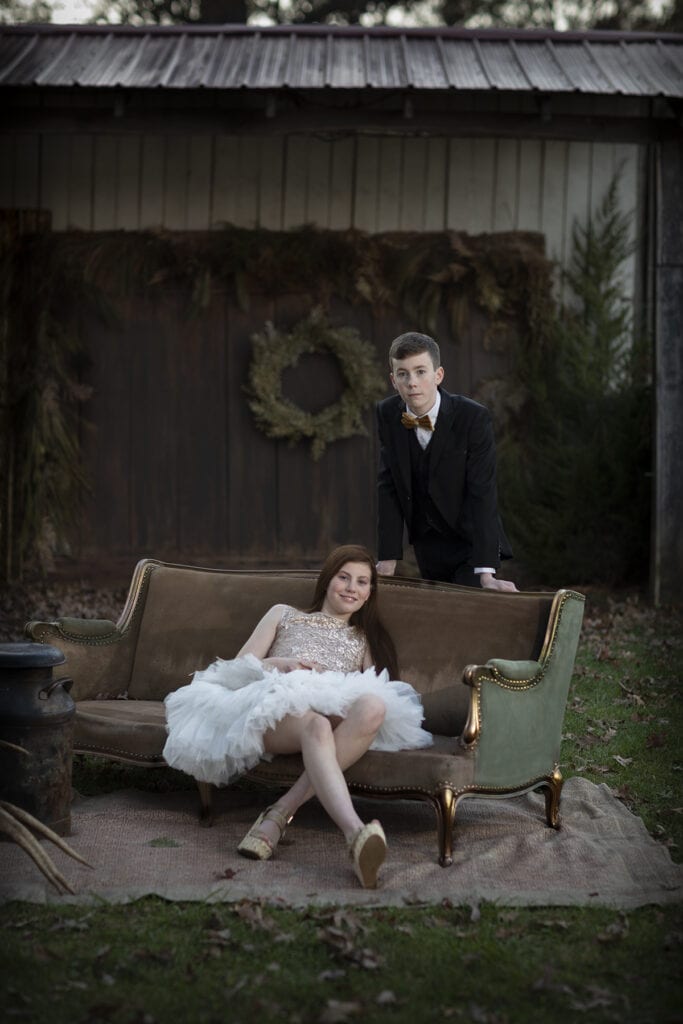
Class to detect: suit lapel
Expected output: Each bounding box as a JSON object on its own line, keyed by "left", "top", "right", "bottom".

{"left": 428, "top": 390, "right": 458, "bottom": 477}
{"left": 390, "top": 399, "right": 412, "bottom": 493}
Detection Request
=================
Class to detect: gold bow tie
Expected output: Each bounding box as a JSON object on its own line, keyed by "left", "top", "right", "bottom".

{"left": 401, "top": 411, "right": 433, "bottom": 431}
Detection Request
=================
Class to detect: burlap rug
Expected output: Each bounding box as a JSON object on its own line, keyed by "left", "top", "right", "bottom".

{"left": 1, "top": 777, "right": 681, "bottom": 908}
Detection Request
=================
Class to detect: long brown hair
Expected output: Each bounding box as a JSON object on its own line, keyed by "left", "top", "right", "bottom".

{"left": 308, "top": 545, "right": 399, "bottom": 679}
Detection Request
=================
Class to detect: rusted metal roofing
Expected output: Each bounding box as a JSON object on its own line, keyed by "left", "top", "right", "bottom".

{"left": 0, "top": 24, "right": 682, "bottom": 97}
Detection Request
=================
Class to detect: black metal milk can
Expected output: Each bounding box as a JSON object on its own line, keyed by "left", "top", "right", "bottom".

{"left": 0, "top": 642, "right": 75, "bottom": 836}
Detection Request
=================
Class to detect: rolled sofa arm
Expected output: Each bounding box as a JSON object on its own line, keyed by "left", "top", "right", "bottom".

{"left": 24, "top": 557, "right": 159, "bottom": 703}
{"left": 461, "top": 659, "right": 544, "bottom": 743}
{"left": 460, "top": 589, "right": 585, "bottom": 787}
{"left": 464, "top": 659, "right": 544, "bottom": 689}
{"left": 25, "top": 617, "right": 135, "bottom": 701}
{"left": 32, "top": 618, "right": 118, "bottom": 638}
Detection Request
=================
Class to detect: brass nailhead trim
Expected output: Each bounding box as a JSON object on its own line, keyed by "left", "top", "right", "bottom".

{"left": 75, "top": 744, "right": 165, "bottom": 762}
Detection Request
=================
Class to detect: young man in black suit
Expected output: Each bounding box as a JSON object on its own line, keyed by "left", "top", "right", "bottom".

{"left": 376, "top": 332, "right": 517, "bottom": 591}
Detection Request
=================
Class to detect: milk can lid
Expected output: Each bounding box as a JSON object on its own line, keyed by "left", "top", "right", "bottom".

{"left": 0, "top": 643, "right": 66, "bottom": 668}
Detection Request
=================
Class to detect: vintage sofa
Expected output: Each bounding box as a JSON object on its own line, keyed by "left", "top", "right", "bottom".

{"left": 27, "top": 559, "right": 585, "bottom": 865}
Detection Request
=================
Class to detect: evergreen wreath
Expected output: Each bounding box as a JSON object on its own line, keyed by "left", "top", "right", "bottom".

{"left": 246, "top": 308, "right": 386, "bottom": 459}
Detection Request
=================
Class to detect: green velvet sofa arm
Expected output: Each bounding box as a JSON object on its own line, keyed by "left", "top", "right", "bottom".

{"left": 460, "top": 590, "right": 585, "bottom": 788}
{"left": 466, "top": 659, "right": 544, "bottom": 687}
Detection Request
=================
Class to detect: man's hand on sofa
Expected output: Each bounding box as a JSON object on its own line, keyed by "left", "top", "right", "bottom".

{"left": 376, "top": 560, "right": 397, "bottom": 576}
{"left": 479, "top": 573, "right": 518, "bottom": 592}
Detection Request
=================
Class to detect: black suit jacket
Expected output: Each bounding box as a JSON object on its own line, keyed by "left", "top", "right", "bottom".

{"left": 376, "top": 388, "right": 512, "bottom": 568}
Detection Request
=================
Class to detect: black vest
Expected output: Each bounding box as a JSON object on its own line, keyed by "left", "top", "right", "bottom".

{"left": 408, "top": 433, "right": 452, "bottom": 538}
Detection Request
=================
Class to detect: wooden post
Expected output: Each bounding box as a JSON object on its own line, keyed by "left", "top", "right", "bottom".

{"left": 653, "top": 139, "right": 683, "bottom": 605}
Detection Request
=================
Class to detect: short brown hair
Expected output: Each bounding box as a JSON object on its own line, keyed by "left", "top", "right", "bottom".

{"left": 389, "top": 333, "right": 440, "bottom": 370}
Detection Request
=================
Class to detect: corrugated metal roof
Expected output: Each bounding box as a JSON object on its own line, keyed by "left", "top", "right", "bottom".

{"left": 0, "top": 23, "right": 681, "bottom": 97}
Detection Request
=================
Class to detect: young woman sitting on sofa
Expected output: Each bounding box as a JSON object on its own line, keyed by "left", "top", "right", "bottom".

{"left": 163, "top": 544, "right": 432, "bottom": 889}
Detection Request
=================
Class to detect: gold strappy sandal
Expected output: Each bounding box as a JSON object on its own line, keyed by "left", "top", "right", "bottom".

{"left": 237, "top": 805, "right": 293, "bottom": 861}
{"left": 348, "top": 820, "right": 387, "bottom": 889}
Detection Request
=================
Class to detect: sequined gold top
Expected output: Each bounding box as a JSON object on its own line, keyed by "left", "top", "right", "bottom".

{"left": 267, "top": 606, "right": 367, "bottom": 672}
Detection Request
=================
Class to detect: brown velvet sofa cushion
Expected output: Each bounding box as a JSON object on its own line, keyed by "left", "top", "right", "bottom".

{"left": 74, "top": 702, "right": 475, "bottom": 796}
{"left": 75, "top": 700, "right": 167, "bottom": 766}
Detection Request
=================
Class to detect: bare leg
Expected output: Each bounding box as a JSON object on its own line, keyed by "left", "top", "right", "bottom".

{"left": 255, "top": 695, "right": 385, "bottom": 847}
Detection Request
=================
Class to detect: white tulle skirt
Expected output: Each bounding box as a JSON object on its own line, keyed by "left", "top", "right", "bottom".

{"left": 163, "top": 654, "right": 433, "bottom": 786}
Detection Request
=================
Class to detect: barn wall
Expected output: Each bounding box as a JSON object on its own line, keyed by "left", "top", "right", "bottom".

{"left": 75, "top": 289, "right": 515, "bottom": 566}
{"left": 0, "top": 126, "right": 646, "bottom": 569}
{"left": 0, "top": 131, "right": 641, "bottom": 294}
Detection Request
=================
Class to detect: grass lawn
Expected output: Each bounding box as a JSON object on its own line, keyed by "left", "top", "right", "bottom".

{"left": 1, "top": 587, "right": 682, "bottom": 1024}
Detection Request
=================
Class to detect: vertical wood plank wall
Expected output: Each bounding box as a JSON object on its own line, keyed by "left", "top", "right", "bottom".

{"left": 0, "top": 131, "right": 643, "bottom": 566}
{"left": 0, "top": 133, "right": 641, "bottom": 298}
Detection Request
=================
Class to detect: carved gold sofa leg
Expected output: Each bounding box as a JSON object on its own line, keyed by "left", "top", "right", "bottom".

{"left": 434, "top": 785, "right": 456, "bottom": 867}
{"left": 542, "top": 768, "right": 563, "bottom": 829}
{"left": 197, "top": 781, "right": 214, "bottom": 827}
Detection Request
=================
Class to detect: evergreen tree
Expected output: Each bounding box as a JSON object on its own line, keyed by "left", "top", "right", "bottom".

{"left": 498, "top": 176, "right": 652, "bottom": 587}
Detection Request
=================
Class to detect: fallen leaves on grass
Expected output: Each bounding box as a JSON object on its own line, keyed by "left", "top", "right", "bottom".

{"left": 617, "top": 680, "right": 646, "bottom": 706}
{"left": 317, "top": 930, "right": 383, "bottom": 971}
{"left": 465, "top": 1003, "right": 509, "bottom": 1023}
{"left": 49, "top": 916, "right": 91, "bottom": 931}
{"left": 319, "top": 1000, "right": 362, "bottom": 1023}
{"left": 570, "top": 984, "right": 620, "bottom": 1012}
{"left": 609, "top": 784, "right": 634, "bottom": 804}
{"left": 538, "top": 918, "right": 570, "bottom": 930}
{"left": 646, "top": 732, "right": 667, "bottom": 748}
{"left": 315, "top": 909, "right": 382, "bottom": 971}
{"left": 612, "top": 755, "right": 633, "bottom": 767}
{"left": 596, "top": 914, "right": 629, "bottom": 943}
{"left": 204, "top": 928, "right": 233, "bottom": 947}
{"left": 576, "top": 733, "right": 601, "bottom": 750}
{"left": 232, "top": 900, "right": 278, "bottom": 932}
{"left": 130, "top": 948, "right": 175, "bottom": 970}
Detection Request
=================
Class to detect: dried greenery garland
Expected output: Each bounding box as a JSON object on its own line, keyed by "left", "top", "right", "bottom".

{"left": 246, "top": 308, "right": 385, "bottom": 460}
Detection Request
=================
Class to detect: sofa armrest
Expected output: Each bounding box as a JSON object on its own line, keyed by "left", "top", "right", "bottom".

{"left": 29, "top": 617, "right": 118, "bottom": 638}
{"left": 460, "top": 590, "right": 585, "bottom": 786}
{"left": 461, "top": 659, "right": 543, "bottom": 743}
{"left": 25, "top": 617, "right": 135, "bottom": 701}
{"left": 24, "top": 558, "right": 160, "bottom": 702}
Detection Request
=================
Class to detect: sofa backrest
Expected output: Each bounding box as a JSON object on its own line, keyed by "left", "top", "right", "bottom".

{"left": 126, "top": 561, "right": 555, "bottom": 735}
